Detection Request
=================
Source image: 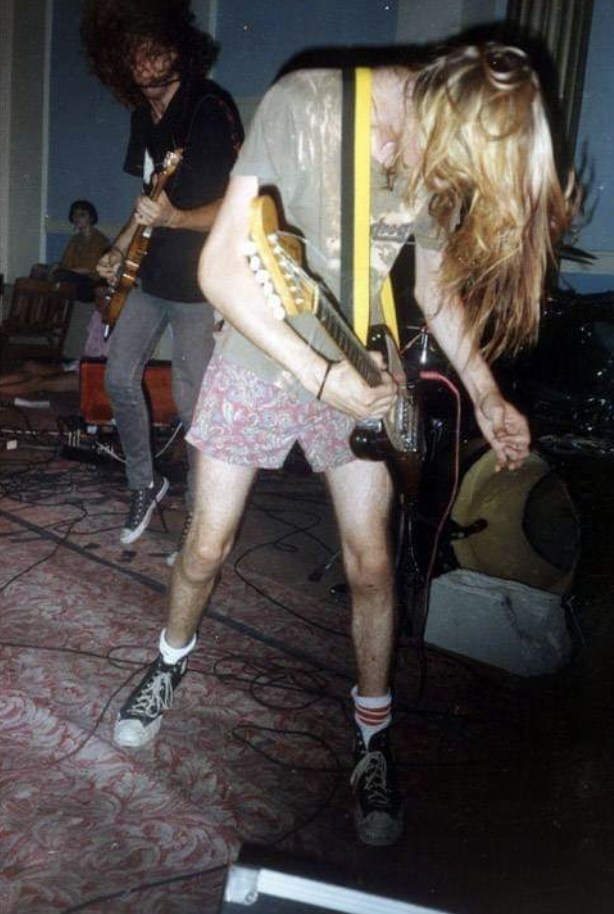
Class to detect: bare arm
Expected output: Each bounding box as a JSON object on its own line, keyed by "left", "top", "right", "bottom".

{"left": 414, "top": 244, "right": 530, "bottom": 470}
{"left": 199, "top": 176, "right": 396, "bottom": 421}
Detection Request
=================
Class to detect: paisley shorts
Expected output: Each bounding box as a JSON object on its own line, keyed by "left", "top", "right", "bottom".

{"left": 186, "top": 352, "right": 356, "bottom": 472}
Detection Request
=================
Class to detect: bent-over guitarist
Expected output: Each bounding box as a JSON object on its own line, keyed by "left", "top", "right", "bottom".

{"left": 81, "top": 0, "right": 243, "bottom": 547}
{"left": 109, "top": 45, "right": 573, "bottom": 846}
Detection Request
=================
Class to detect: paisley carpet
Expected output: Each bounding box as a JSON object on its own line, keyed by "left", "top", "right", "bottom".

{"left": 0, "top": 450, "right": 572, "bottom": 914}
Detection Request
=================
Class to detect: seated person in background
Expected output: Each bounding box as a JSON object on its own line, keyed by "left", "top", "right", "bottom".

{"left": 31, "top": 200, "right": 109, "bottom": 301}
{"left": 0, "top": 282, "right": 110, "bottom": 400}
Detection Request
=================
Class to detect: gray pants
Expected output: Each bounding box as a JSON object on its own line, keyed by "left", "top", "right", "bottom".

{"left": 105, "top": 287, "right": 215, "bottom": 501}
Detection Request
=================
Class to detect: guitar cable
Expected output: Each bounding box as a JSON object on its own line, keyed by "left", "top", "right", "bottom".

{"left": 410, "top": 367, "right": 462, "bottom": 701}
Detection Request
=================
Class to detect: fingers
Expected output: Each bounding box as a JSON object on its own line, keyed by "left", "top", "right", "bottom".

{"left": 476, "top": 394, "right": 531, "bottom": 472}
{"left": 97, "top": 248, "right": 122, "bottom": 280}
{"left": 134, "top": 191, "right": 173, "bottom": 227}
{"left": 322, "top": 360, "right": 397, "bottom": 420}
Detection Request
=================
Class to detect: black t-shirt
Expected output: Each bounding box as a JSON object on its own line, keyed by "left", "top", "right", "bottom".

{"left": 124, "top": 78, "right": 243, "bottom": 301}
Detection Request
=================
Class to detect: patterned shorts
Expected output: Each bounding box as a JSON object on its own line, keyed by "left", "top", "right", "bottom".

{"left": 186, "top": 352, "right": 356, "bottom": 472}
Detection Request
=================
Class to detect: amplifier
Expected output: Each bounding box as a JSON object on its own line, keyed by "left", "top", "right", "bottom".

{"left": 79, "top": 357, "right": 178, "bottom": 426}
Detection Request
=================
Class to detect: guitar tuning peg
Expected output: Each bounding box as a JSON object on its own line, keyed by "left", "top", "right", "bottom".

{"left": 262, "top": 281, "right": 274, "bottom": 296}
{"left": 242, "top": 241, "right": 258, "bottom": 256}
{"left": 249, "top": 255, "right": 262, "bottom": 272}
{"left": 255, "top": 269, "right": 270, "bottom": 284}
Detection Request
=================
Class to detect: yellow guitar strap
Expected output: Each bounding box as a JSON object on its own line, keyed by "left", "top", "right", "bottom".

{"left": 353, "top": 68, "right": 400, "bottom": 347}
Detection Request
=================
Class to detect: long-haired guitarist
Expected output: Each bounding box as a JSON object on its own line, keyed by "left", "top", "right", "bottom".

{"left": 110, "top": 40, "right": 574, "bottom": 845}
{"left": 80, "top": 0, "right": 243, "bottom": 547}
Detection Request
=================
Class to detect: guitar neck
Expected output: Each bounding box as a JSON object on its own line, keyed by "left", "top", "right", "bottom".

{"left": 315, "top": 294, "right": 381, "bottom": 387}
{"left": 125, "top": 167, "right": 174, "bottom": 254}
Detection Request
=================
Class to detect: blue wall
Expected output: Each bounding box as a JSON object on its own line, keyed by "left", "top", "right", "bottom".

{"left": 46, "top": 0, "right": 139, "bottom": 261}
{"left": 46, "top": 0, "right": 614, "bottom": 296}
{"left": 560, "top": 0, "right": 614, "bottom": 294}
{"left": 215, "top": 0, "right": 400, "bottom": 97}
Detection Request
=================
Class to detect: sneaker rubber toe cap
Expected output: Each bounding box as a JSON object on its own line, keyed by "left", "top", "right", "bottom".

{"left": 354, "top": 807, "right": 404, "bottom": 846}
{"left": 113, "top": 715, "right": 162, "bottom": 748}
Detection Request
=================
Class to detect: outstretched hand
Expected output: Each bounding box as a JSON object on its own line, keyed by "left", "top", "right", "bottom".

{"left": 475, "top": 391, "right": 530, "bottom": 471}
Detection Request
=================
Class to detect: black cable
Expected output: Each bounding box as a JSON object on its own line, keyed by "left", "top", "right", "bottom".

{"left": 58, "top": 864, "right": 227, "bottom": 914}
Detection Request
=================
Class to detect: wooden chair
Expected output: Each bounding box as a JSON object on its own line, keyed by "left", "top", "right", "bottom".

{"left": 0, "top": 277, "right": 77, "bottom": 364}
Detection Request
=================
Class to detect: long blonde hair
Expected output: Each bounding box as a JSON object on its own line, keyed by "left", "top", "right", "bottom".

{"left": 404, "top": 42, "right": 573, "bottom": 360}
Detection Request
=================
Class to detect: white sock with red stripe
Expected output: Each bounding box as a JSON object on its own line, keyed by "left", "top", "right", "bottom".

{"left": 352, "top": 685, "right": 392, "bottom": 749}
{"left": 159, "top": 629, "right": 196, "bottom": 665}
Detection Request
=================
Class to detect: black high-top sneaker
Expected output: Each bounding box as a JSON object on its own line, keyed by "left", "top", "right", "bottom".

{"left": 351, "top": 725, "right": 403, "bottom": 846}
{"left": 113, "top": 653, "right": 188, "bottom": 748}
{"left": 120, "top": 474, "right": 169, "bottom": 545}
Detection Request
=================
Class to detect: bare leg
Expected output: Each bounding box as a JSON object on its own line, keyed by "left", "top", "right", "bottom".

{"left": 325, "top": 459, "right": 396, "bottom": 696}
{"left": 165, "top": 452, "right": 258, "bottom": 647}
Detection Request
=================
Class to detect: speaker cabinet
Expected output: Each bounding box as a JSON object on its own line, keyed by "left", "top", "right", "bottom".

{"left": 79, "top": 357, "right": 177, "bottom": 426}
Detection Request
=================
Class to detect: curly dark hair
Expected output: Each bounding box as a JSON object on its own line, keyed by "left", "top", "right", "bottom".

{"left": 80, "top": 0, "right": 220, "bottom": 108}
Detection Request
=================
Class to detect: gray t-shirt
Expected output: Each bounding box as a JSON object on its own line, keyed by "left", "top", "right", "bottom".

{"left": 217, "top": 68, "right": 442, "bottom": 393}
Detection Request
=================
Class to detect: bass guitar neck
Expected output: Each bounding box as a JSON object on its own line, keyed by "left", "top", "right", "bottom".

{"left": 104, "top": 148, "right": 183, "bottom": 332}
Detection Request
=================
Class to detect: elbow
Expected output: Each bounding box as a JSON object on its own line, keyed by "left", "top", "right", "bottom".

{"left": 198, "top": 237, "right": 222, "bottom": 302}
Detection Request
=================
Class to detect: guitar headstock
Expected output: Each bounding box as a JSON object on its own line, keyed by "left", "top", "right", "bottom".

{"left": 160, "top": 148, "right": 184, "bottom": 177}
{"left": 247, "top": 195, "right": 318, "bottom": 320}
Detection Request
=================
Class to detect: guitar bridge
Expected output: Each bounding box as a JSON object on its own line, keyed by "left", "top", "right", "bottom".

{"left": 395, "top": 384, "right": 423, "bottom": 454}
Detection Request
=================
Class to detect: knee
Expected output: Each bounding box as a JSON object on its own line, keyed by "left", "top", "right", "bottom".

{"left": 104, "top": 357, "right": 130, "bottom": 399}
{"left": 181, "top": 526, "right": 233, "bottom": 582}
{"left": 343, "top": 543, "right": 393, "bottom": 593}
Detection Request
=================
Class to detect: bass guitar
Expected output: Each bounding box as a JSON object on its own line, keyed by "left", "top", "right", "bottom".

{"left": 103, "top": 148, "right": 183, "bottom": 333}
{"left": 246, "top": 194, "right": 425, "bottom": 477}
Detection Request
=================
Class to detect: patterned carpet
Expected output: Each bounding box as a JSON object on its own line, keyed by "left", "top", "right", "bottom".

{"left": 1, "top": 442, "right": 613, "bottom": 914}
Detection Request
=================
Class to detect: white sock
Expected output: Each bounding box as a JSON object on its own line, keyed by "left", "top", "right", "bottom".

{"left": 352, "top": 685, "right": 392, "bottom": 749}
{"left": 159, "top": 628, "right": 196, "bottom": 665}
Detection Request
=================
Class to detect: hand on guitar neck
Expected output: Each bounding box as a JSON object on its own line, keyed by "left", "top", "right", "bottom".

{"left": 96, "top": 148, "right": 184, "bottom": 334}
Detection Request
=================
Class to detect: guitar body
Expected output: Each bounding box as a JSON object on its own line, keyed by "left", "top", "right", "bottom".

{"left": 247, "top": 195, "right": 426, "bottom": 489}
{"left": 349, "top": 324, "right": 424, "bottom": 463}
{"left": 105, "top": 231, "right": 150, "bottom": 328}
{"left": 104, "top": 149, "right": 183, "bottom": 332}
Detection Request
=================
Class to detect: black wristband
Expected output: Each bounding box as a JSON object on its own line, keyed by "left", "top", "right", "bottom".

{"left": 316, "top": 361, "right": 333, "bottom": 401}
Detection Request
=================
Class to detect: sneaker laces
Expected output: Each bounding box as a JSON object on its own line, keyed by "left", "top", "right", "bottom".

{"left": 126, "top": 487, "right": 152, "bottom": 527}
{"left": 351, "top": 750, "right": 393, "bottom": 806}
{"left": 127, "top": 667, "right": 176, "bottom": 720}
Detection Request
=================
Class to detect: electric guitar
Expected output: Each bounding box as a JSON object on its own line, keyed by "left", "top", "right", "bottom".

{"left": 246, "top": 194, "right": 425, "bottom": 474}
{"left": 103, "top": 148, "right": 183, "bottom": 332}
